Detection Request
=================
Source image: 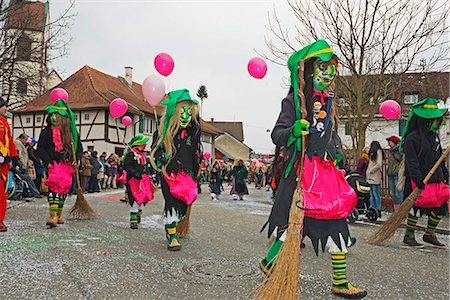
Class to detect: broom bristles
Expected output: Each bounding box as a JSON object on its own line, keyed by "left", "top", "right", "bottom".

{"left": 177, "top": 205, "right": 192, "bottom": 238}
{"left": 254, "top": 189, "right": 303, "bottom": 300}
{"left": 367, "top": 188, "right": 421, "bottom": 245}
{"left": 69, "top": 188, "right": 96, "bottom": 219}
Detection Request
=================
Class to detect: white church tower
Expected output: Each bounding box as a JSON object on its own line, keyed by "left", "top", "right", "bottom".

{"left": 1, "top": 0, "right": 50, "bottom": 109}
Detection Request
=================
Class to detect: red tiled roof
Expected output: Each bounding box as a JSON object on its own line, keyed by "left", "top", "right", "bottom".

{"left": 6, "top": 1, "right": 47, "bottom": 32}
{"left": 14, "top": 65, "right": 222, "bottom": 135}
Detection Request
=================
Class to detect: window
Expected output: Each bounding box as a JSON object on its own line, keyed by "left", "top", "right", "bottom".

{"left": 36, "top": 116, "right": 41, "bottom": 123}
{"left": 74, "top": 114, "right": 78, "bottom": 121}
{"left": 84, "top": 114, "right": 90, "bottom": 121}
{"left": 345, "top": 122, "right": 351, "bottom": 135}
{"left": 404, "top": 94, "right": 418, "bottom": 104}
{"left": 114, "top": 147, "right": 124, "bottom": 157}
{"left": 88, "top": 146, "right": 94, "bottom": 151}
{"left": 17, "top": 35, "right": 31, "bottom": 61}
{"left": 201, "top": 134, "right": 212, "bottom": 143}
{"left": 16, "top": 79, "right": 27, "bottom": 95}
{"left": 25, "top": 117, "right": 31, "bottom": 124}
{"left": 399, "top": 119, "right": 406, "bottom": 136}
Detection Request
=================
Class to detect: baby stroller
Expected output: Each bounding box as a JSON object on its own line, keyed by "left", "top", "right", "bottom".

{"left": 7, "top": 171, "right": 30, "bottom": 200}
{"left": 346, "top": 172, "right": 378, "bottom": 222}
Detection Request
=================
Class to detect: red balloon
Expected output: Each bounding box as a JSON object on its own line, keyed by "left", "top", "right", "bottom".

{"left": 247, "top": 57, "right": 267, "bottom": 79}
{"left": 110, "top": 98, "right": 128, "bottom": 119}
{"left": 50, "top": 88, "right": 68, "bottom": 103}
{"left": 380, "top": 100, "right": 401, "bottom": 120}
{"left": 154, "top": 53, "right": 174, "bottom": 77}
{"left": 122, "top": 116, "right": 132, "bottom": 127}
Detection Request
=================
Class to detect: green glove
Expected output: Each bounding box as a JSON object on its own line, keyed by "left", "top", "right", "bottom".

{"left": 292, "top": 119, "right": 310, "bottom": 137}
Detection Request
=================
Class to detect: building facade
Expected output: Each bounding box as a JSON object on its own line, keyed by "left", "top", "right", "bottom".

{"left": 1, "top": 0, "right": 50, "bottom": 109}
{"left": 12, "top": 65, "right": 221, "bottom": 156}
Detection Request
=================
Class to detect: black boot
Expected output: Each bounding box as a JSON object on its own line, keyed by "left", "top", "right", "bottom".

{"left": 403, "top": 235, "right": 424, "bottom": 248}
{"left": 423, "top": 234, "right": 446, "bottom": 248}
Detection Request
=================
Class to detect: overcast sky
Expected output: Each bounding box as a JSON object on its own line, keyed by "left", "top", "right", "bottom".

{"left": 49, "top": 0, "right": 297, "bottom": 154}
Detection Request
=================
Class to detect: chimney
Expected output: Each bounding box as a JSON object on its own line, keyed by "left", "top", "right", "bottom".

{"left": 124, "top": 66, "right": 133, "bottom": 86}
{"left": 210, "top": 118, "right": 214, "bottom": 123}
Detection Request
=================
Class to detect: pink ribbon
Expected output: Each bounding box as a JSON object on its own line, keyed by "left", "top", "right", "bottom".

{"left": 312, "top": 91, "right": 329, "bottom": 105}
{"left": 180, "top": 129, "right": 187, "bottom": 139}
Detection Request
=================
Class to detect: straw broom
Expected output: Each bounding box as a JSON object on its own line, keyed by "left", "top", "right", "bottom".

{"left": 69, "top": 142, "right": 96, "bottom": 219}
{"left": 254, "top": 61, "right": 308, "bottom": 300}
{"left": 368, "top": 146, "right": 450, "bottom": 245}
{"left": 177, "top": 205, "right": 191, "bottom": 238}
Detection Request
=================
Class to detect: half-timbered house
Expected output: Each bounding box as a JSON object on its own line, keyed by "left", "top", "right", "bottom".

{"left": 12, "top": 65, "right": 221, "bottom": 156}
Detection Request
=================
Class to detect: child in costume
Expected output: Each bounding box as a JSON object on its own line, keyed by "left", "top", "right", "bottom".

{"left": 123, "top": 135, "right": 154, "bottom": 229}
{"left": 400, "top": 98, "right": 449, "bottom": 248}
{"left": 0, "top": 97, "right": 20, "bottom": 232}
{"left": 37, "top": 99, "right": 82, "bottom": 228}
{"left": 150, "top": 89, "right": 201, "bottom": 251}
{"left": 209, "top": 161, "right": 222, "bottom": 201}
{"left": 230, "top": 159, "right": 248, "bottom": 200}
{"left": 260, "top": 40, "right": 367, "bottom": 299}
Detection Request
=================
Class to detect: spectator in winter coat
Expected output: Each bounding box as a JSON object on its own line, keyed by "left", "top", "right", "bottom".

{"left": 88, "top": 151, "right": 101, "bottom": 192}
{"left": 366, "top": 141, "right": 384, "bottom": 217}
{"left": 386, "top": 136, "right": 403, "bottom": 211}
{"left": 81, "top": 151, "right": 92, "bottom": 192}
{"left": 356, "top": 147, "right": 369, "bottom": 178}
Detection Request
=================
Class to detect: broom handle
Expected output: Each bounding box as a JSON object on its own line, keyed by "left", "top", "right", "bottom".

{"left": 71, "top": 142, "right": 82, "bottom": 189}
{"left": 421, "top": 146, "right": 450, "bottom": 185}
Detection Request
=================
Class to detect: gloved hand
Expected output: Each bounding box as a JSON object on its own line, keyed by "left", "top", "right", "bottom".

{"left": 292, "top": 119, "right": 310, "bottom": 137}
{"left": 414, "top": 179, "right": 425, "bottom": 190}
{"left": 12, "top": 157, "right": 21, "bottom": 173}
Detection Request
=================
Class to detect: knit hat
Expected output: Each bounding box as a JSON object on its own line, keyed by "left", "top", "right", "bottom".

{"left": 386, "top": 135, "right": 400, "bottom": 145}
{"left": 45, "top": 100, "right": 78, "bottom": 152}
{"left": 128, "top": 135, "right": 150, "bottom": 148}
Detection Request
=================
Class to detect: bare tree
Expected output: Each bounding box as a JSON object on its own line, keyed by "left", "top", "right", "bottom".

{"left": 259, "top": 0, "right": 449, "bottom": 156}
{"left": 0, "top": 0, "right": 75, "bottom": 109}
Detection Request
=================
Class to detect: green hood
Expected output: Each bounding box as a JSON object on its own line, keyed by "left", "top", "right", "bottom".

{"left": 45, "top": 100, "right": 79, "bottom": 153}
{"left": 158, "top": 89, "right": 199, "bottom": 147}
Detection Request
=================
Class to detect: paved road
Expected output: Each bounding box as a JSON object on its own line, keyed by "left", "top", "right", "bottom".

{"left": 1, "top": 184, "right": 448, "bottom": 300}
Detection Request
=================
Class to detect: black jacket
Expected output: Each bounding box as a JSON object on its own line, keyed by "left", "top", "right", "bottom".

{"left": 37, "top": 126, "right": 82, "bottom": 166}
{"left": 404, "top": 130, "right": 448, "bottom": 186}
{"left": 271, "top": 93, "right": 343, "bottom": 176}
{"left": 123, "top": 150, "right": 146, "bottom": 180}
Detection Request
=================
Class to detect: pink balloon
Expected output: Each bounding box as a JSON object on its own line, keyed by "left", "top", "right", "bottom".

{"left": 252, "top": 161, "right": 257, "bottom": 165}
{"left": 154, "top": 53, "right": 175, "bottom": 77}
{"left": 247, "top": 57, "right": 267, "bottom": 79}
{"left": 204, "top": 152, "right": 211, "bottom": 160}
{"left": 142, "top": 75, "right": 166, "bottom": 107}
{"left": 219, "top": 160, "right": 224, "bottom": 165}
{"left": 110, "top": 98, "right": 128, "bottom": 119}
{"left": 258, "top": 158, "right": 263, "bottom": 163}
{"left": 380, "top": 100, "right": 401, "bottom": 120}
{"left": 122, "top": 116, "right": 132, "bottom": 127}
{"left": 264, "top": 154, "right": 270, "bottom": 159}
{"left": 50, "top": 88, "right": 68, "bottom": 103}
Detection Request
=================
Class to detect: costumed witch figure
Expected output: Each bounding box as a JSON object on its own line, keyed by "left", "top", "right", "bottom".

{"left": 0, "top": 97, "right": 20, "bottom": 232}
{"left": 259, "top": 40, "right": 367, "bottom": 298}
{"left": 37, "top": 99, "right": 82, "bottom": 228}
{"left": 230, "top": 159, "right": 249, "bottom": 200}
{"left": 150, "top": 89, "right": 201, "bottom": 251}
{"left": 123, "top": 135, "right": 154, "bottom": 229}
{"left": 400, "top": 98, "right": 449, "bottom": 248}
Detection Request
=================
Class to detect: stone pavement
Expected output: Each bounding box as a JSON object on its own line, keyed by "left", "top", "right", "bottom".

{"left": 1, "top": 184, "right": 449, "bottom": 299}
